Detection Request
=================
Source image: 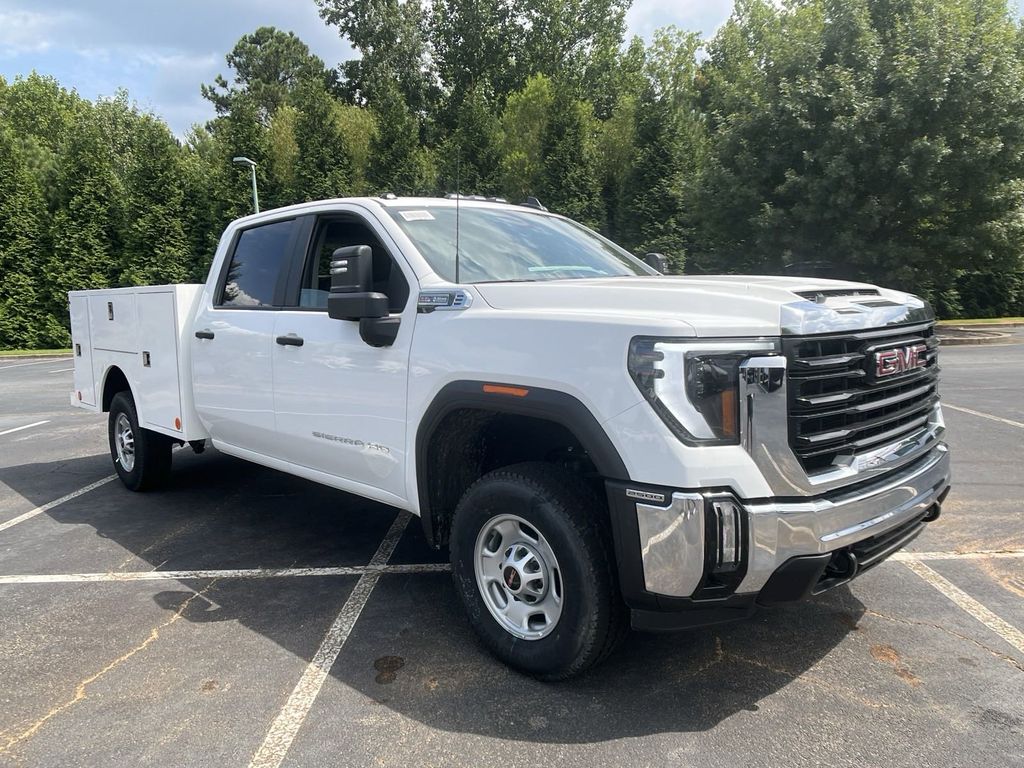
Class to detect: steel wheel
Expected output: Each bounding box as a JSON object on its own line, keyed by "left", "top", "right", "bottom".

{"left": 474, "top": 513, "right": 563, "bottom": 640}
{"left": 114, "top": 412, "right": 136, "bottom": 472}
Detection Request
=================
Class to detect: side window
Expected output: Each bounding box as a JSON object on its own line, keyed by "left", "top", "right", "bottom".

{"left": 218, "top": 219, "right": 296, "bottom": 308}
{"left": 299, "top": 217, "right": 410, "bottom": 313}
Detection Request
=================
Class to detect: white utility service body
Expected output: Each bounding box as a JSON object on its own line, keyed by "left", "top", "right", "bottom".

{"left": 69, "top": 196, "right": 951, "bottom": 678}
{"left": 69, "top": 284, "right": 204, "bottom": 439}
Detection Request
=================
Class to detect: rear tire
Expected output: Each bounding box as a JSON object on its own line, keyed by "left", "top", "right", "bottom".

{"left": 450, "top": 462, "right": 627, "bottom": 680}
{"left": 108, "top": 391, "right": 172, "bottom": 491}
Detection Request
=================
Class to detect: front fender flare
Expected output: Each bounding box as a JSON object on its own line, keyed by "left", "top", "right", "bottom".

{"left": 414, "top": 380, "right": 630, "bottom": 546}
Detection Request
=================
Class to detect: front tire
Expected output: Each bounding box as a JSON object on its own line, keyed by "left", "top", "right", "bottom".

{"left": 108, "top": 391, "right": 172, "bottom": 491}
{"left": 450, "top": 462, "right": 627, "bottom": 679}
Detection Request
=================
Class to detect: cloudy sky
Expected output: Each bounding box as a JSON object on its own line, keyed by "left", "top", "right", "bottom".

{"left": 0, "top": 0, "right": 734, "bottom": 136}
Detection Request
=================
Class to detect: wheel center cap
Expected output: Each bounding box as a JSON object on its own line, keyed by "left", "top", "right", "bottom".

{"left": 502, "top": 566, "right": 522, "bottom": 592}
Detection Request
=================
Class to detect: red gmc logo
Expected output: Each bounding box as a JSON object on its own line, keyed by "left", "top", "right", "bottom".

{"left": 875, "top": 344, "right": 928, "bottom": 378}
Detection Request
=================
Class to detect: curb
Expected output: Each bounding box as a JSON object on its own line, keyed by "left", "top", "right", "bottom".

{"left": 938, "top": 322, "right": 1024, "bottom": 329}
{"left": 937, "top": 333, "right": 1010, "bottom": 346}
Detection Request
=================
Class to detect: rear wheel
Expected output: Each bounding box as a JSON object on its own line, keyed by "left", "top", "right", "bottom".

{"left": 450, "top": 462, "right": 627, "bottom": 679}
{"left": 108, "top": 391, "right": 172, "bottom": 491}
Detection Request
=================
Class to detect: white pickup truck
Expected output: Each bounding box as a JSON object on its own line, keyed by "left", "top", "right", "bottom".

{"left": 69, "top": 196, "right": 950, "bottom": 678}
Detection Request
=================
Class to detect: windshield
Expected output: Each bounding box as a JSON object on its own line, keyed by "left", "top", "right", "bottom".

{"left": 386, "top": 205, "right": 654, "bottom": 283}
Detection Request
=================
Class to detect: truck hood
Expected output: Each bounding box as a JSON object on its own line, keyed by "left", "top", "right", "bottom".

{"left": 474, "top": 275, "right": 933, "bottom": 337}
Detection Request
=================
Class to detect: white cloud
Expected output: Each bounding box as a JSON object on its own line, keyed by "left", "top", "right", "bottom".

{"left": 0, "top": 8, "right": 78, "bottom": 56}
{"left": 0, "top": 0, "right": 353, "bottom": 135}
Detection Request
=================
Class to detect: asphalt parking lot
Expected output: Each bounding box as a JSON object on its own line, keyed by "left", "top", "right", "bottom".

{"left": 1, "top": 336, "right": 1022, "bottom": 768}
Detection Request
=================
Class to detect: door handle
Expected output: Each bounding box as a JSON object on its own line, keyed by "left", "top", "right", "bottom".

{"left": 276, "top": 334, "right": 304, "bottom": 347}
{"left": 195, "top": 329, "right": 214, "bottom": 340}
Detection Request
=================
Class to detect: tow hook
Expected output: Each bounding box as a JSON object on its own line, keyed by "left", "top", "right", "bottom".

{"left": 824, "top": 549, "right": 858, "bottom": 582}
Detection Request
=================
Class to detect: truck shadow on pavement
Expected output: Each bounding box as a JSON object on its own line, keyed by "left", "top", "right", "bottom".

{"left": 1, "top": 450, "right": 866, "bottom": 744}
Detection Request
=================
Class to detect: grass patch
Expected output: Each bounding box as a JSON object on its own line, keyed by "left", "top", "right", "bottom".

{"left": 0, "top": 348, "right": 72, "bottom": 357}
{"left": 937, "top": 317, "right": 1024, "bottom": 326}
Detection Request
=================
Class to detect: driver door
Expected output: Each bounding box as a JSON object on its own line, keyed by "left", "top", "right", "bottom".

{"left": 271, "top": 209, "right": 415, "bottom": 504}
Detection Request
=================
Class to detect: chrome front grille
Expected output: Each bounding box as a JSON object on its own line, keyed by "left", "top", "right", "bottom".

{"left": 784, "top": 323, "right": 939, "bottom": 473}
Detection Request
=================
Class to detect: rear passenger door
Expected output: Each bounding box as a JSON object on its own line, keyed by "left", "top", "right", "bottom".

{"left": 192, "top": 217, "right": 303, "bottom": 459}
{"left": 271, "top": 208, "right": 415, "bottom": 504}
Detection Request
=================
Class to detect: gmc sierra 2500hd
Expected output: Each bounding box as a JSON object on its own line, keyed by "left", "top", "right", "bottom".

{"left": 69, "top": 196, "right": 950, "bottom": 679}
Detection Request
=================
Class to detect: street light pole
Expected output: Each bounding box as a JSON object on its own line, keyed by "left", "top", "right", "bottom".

{"left": 232, "top": 156, "right": 260, "bottom": 214}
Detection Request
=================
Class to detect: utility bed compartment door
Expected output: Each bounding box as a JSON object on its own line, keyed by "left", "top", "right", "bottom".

{"left": 69, "top": 294, "right": 95, "bottom": 406}
{"left": 89, "top": 293, "right": 138, "bottom": 352}
{"left": 136, "top": 291, "right": 182, "bottom": 432}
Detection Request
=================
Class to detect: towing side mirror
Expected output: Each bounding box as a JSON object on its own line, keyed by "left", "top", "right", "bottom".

{"left": 327, "top": 245, "right": 387, "bottom": 321}
{"left": 643, "top": 252, "right": 668, "bottom": 274}
{"left": 325, "top": 244, "right": 401, "bottom": 347}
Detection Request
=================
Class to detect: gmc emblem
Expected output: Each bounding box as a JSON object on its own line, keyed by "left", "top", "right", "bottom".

{"left": 874, "top": 343, "right": 927, "bottom": 378}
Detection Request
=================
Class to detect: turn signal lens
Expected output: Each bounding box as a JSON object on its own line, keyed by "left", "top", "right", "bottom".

{"left": 685, "top": 355, "right": 743, "bottom": 443}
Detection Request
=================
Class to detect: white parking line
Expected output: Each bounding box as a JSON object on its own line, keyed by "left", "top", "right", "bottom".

{"left": 903, "top": 559, "right": 1024, "bottom": 656}
{"left": 0, "top": 359, "right": 64, "bottom": 370}
{"left": 248, "top": 511, "right": 412, "bottom": 768}
{"left": 0, "top": 562, "right": 451, "bottom": 585}
{"left": 0, "top": 420, "right": 50, "bottom": 437}
{"left": 0, "top": 552, "right": 1013, "bottom": 585}
{"left": 943, "top": 403, "right": 1024, "bottom": 429}
{"left": 48, "top": 368, "right": 74, "bottom": 373}
{"left": 0, "top": 475, "right": 116, "bottom": 534}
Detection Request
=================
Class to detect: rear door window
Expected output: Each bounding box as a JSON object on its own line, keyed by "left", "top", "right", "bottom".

{"left": 218, "top": 219, "right": 297, "bottom": 308}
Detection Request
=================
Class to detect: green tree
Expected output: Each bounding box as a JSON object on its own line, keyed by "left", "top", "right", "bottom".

{"left": 366, "top": 81, "right": 435, "bottom": 194}
{"left": 292, "top": 78, "right": 353, "bottom": 200}
{"left": 695, "top": 0, "right": 1024, "bottom": 298}
{"left": 537, "top": 83, "right": 605, "bottom": 228}
{"left": 49, "top": 116, "right": 126, "bottom": 306}
{"left": 202, "top": 27, "right": 335, "bottom": 122}
{"left": 619, "top": 86, "right": 692, "bottom": 270}
{"left": 436, "top": 86, "right": 502, "bottom": 194}
{"left": 315, "top": 0, "right": 433, "bottom": 111}
{"left": 120, "top": 115, "right": 191, "bottom": 286}
{"left": 498, "top": 74, "right": 555, "bottom": 200}
{"left": 0, "top": 125, "right": 67, "bottom": 348}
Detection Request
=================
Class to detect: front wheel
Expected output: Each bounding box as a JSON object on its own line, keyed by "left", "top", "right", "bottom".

{"left": 450, "top": 462, "right": 627, "bottom": 679}
{"left": 108, "top": 391, "right": 172, "bottom": 491}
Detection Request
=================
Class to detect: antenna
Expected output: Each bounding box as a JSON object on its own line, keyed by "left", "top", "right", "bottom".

{"left": 454, "top": 153, "right": 461, "bottom": 284}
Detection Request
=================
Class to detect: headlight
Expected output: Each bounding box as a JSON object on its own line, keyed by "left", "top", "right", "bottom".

{"left": 628, "top": 337, "right": 780, "bottom": 445}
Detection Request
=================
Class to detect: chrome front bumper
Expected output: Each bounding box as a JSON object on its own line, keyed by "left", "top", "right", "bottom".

{"left": 737, "top": 443, "right": 950, "bottom": 593}
{"left": 626, "top": 443, "right": 950, "bottom": 601}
